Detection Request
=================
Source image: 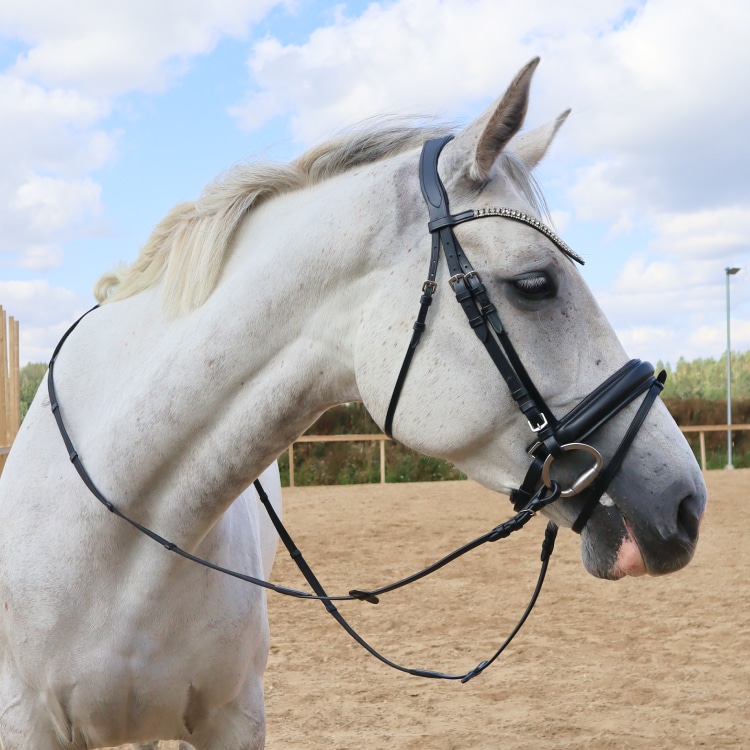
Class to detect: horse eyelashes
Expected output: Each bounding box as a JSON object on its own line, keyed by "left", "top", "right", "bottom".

{"left": 514, "top": 274, "right": 552, "bottom": 297}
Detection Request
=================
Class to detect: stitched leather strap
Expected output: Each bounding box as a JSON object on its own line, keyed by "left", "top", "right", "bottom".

{"left": 386, "top": 136, "right": 553, "bottom": 437}
{"left": 570, "top": 371, "right": 666, "bottom": 533}
{"left": 510, "top": 360, "right": 661, "bottom": 514}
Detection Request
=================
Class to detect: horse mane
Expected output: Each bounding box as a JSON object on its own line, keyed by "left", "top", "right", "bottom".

{"left": 94, "top": 121, "right": 546, "bottom": 316}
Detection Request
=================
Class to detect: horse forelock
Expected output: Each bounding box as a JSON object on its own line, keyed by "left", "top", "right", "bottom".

{"left": 93, "top": 119, "right": 546, "bottom": 316}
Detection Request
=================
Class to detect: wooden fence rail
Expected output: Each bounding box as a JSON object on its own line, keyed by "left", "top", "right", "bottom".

{"left": 680, "top": 423, "right": 750, "bottom": 472}
{"left": 285, "top": 425, "right": 750, "bottom": 486}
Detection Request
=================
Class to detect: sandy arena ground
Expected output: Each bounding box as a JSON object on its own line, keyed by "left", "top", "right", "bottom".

{"left": 123, "top": 469, "right": 748, "bottom": 749}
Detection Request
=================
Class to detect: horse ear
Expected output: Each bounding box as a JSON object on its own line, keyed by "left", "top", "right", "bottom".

{"left": 447, "top": 58, "right": 540, "bottom": 182}
{"left": 511, "top": 109, "right": 571, "bottom": 168}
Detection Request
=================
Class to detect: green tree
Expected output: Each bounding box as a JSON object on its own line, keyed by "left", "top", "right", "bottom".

{"left": 20, "top": 362, "right": 47, "bottom": 421}
{"left": 660, "top": 351, "right": 750, "bottom": 400}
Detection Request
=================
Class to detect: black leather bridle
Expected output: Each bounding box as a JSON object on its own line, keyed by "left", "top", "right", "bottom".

{"left": 386, "top": 136, "right": 666, "bottom": 533}
{"left": 46, "top": 136, "right": 665, "bottom": 683}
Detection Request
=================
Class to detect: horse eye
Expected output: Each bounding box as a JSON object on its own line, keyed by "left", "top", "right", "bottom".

{"left": 513, "top": 273, "right": 554, "bottom": 299}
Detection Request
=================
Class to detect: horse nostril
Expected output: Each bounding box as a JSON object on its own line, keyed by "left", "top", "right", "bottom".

{"left": 676, "top": 492, "right": 703, "bottom": 545}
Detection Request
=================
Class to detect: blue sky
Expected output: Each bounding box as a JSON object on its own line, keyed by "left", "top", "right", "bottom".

{"left": 1, "top": 0, "right": 749, "bottom": 367}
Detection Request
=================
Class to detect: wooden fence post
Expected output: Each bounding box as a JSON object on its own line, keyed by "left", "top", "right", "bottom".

{"left": 0, "top": 307, "right": 7, "bottom": 455}
{"left": 0, "top": 307, "right": 21, "bottom": 474}
{"left": 10, "top": 317, "right": 19, "bottom": 436}
{"left": 380, "top": 439, "right": 386, "bottom": 484}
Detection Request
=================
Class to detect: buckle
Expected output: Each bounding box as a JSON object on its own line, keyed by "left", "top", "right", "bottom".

{"left": 527, "top": 440, "right": 542, "bottom": 456}
{"left": 526, "top": 413, "right": 549, "bottom": 433}
{"left": 422, "top": 280, "right": 437, "bottom": 292}
{"left": 448, "top": 273, "right": 465, "bottom": 290}
{"left": 541, "top": 443, "right": 603, "bottom": 498}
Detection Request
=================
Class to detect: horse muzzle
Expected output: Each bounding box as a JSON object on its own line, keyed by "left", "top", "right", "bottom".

{"left": 579, "top": 465, "right": 706, "bottom": 579}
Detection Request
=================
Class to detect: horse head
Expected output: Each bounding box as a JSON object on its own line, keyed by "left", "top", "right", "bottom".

{"left": 356, "top": 58, "right": 706, "bottom": 580}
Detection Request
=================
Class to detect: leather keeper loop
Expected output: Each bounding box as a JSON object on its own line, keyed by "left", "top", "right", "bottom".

{"left": 542, "top": 433, "right": 564, "bottom": 458}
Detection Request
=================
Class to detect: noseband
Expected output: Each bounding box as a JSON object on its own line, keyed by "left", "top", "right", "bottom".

{"left": 47, "top": 136, "right": 666, "bottom": 684}
{"left": 385, "top": 136, "right": 666, "bottom": 532}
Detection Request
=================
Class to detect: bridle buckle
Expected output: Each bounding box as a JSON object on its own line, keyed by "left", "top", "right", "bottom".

{"left": 527, "top": 413, "right": 549, "bottom": 433}
{"left": 448, "top": 273, "right": 465, "bottom": 290}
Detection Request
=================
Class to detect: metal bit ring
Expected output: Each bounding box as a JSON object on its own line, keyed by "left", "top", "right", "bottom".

{"left": 541, "top": 443, "right": 603, "bottom": 498}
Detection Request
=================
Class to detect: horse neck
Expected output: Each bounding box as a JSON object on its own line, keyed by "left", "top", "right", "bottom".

{"left": 72, "top": 159, "right": 405, "bottom": 540}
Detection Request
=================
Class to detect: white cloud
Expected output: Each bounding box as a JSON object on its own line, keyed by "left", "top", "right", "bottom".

{"left": 592, "top": 253, "right": 750, "bottom": 365}
{"left": 614, "top": 325, "right": 677, "bottom": 364}
{"left": 0, "top": 280, "right": 85, "bottom": 363}
{"left": 613, "top": 315, "right": 750, "bottom": 366}
{"left": 0, "top": 1, "right": 286, "bottom": 269}
{"left": 0, "top": 74, "right": 114, "bottom": 175}
{"left": 649, "top": 206, "right": 750, "bottom": 260}
{"left": 566, "top": 160, "right": 637, "bottom": 234}
{"left": 12, "top": 174, "right": 102, "bottom": 236}
{"left": 16, "top": 245, "right": 64, "bottom": 271}
{"left": 687, "top": 320, "right": 750, "bottom": 358}
{"left": 2, "top": 0, "right": 287, "bottom": 97}
{"left": 549, "top": 209, "right": 571, "bottom": 234}
{"left": 234, "top": 0, "right": 750, "bottom": 223}
{"left": 0, "top": 279, "right": 80, "bottom": 323}
{"left": 233, "top": 0, "right": 633, "bottom": 142}
{"left": 0, "top": 74, "right": 114, "bottom": 266}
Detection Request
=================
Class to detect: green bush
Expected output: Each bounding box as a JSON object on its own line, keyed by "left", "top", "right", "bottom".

{"left": 20, "top": 362, "right": 47, "bottom": 421}
{"left": 659, "top": 352, "right": 750, "bottom": 400}
{"left": 278, "top": 403, "right": 464, "bottom": 487}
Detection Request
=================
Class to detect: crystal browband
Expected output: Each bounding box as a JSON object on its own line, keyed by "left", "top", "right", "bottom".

{"left": 471, "top": 208, "right": 584, "bottom": 265}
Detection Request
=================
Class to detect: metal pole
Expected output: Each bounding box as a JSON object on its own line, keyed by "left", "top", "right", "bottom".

{"left": 725, "top": 267, "right": 740, "bottom": 469}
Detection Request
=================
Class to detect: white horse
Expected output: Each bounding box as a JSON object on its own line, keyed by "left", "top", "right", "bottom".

{"left": 0, "top": 59, "right": 705, "bottom": 749}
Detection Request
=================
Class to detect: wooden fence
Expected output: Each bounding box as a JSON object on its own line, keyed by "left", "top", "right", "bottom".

{"left": 287, "top": 434, "right": 389, "bottom": 487}
{"left": 0, "top": 306, "right": 20, "bottom": 473}
{"left": 284, "top": 425, "right": 749, "bottom": 485}
{"left": 680, "top": 424, "right": 750, "bottom": 472}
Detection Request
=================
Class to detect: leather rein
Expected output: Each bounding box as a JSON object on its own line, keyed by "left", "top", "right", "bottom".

{"left": 47, "top": 136, "right": 665, "bottom": 683}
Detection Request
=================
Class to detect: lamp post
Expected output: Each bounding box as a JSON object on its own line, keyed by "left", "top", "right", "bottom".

{"left": 725, "top": 267, "right": 740, "bottom": 469}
